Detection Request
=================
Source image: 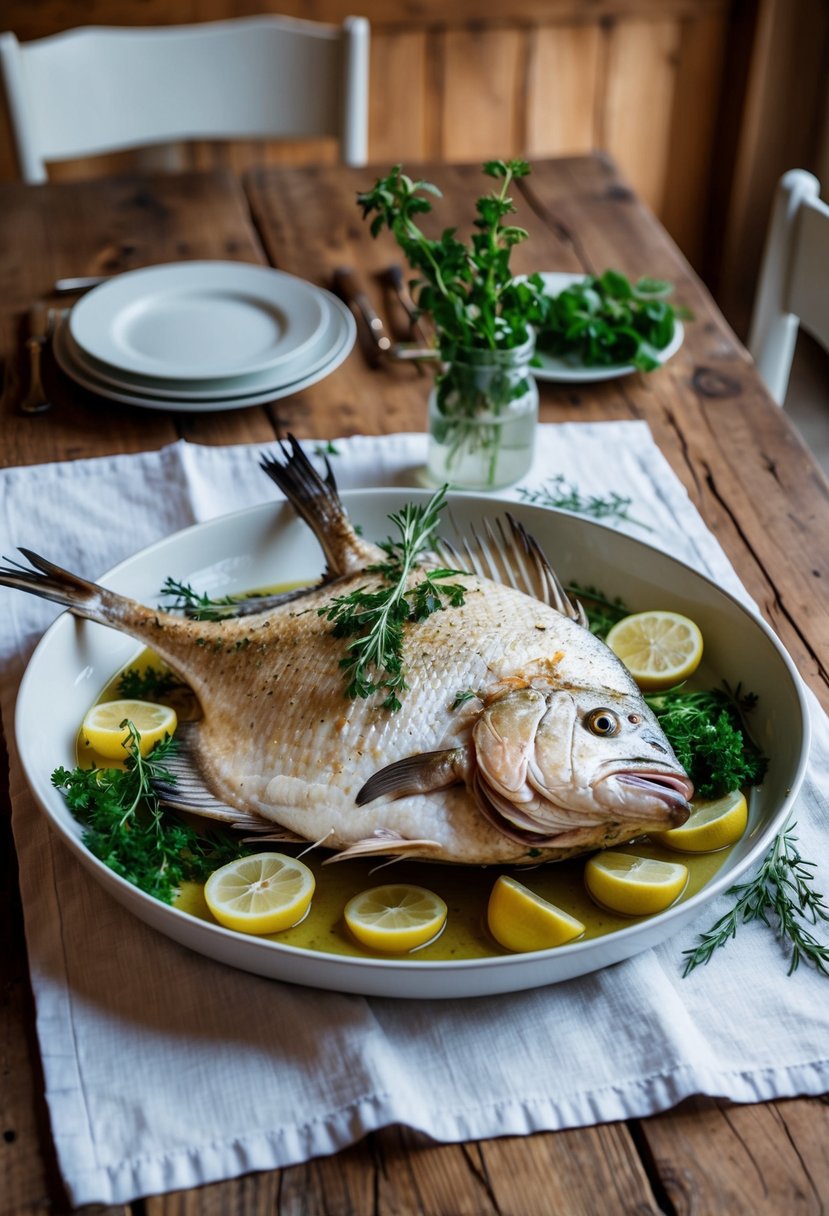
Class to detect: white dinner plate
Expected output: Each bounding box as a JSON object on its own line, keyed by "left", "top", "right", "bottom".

{"left": 533, "top": 271, "right": 685, "bottom": 383}
{"left": 14, "top": 491, "right": 810, "bottom": 999}
{"left": 69, "top": 262, "right": 328, "bottom": 381}
{"left": 58, "top": 289, "right": 353, "bottom": 402}
{"left": 54, "top": 294, "right": 356, "bottom": 412}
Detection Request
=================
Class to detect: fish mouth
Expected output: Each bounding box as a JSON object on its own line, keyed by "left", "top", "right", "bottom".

{"left": 611, "top": 770, "right": 694, "bottom": 826}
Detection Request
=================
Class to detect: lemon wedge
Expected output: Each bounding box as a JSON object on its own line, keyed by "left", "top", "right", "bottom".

{"left": 605, "top": 610, "right": 703, "bottom": 690}
{"left": 204, "top": 853, "right": 315, "bottom": 935}
{"left": 344, "top": 884, "right": 447, "bottom": 953}
{"left": 81, "top": 698, "right": 177, "bottom": 759}
{"left": 487, "top": 875, "right": 585, "bottom": 952}
{"left": 585, "top": 851, "right": 689, "bottom": 916}
{"left": 653, "top": 789, "right": 748, "bottom": 853}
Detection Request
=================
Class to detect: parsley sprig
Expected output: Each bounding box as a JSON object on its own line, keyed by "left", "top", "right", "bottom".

{"left": 117, "top": 664, "right": 185, "bottom": 700}
{"left": 357, "top": 160, "right": 545, "bottom": 356}
{"left": 51, "top": 722, "right": 246, "bottom": 903}
{"left": 644, "top": 685, "right": 767, "bottom": 798}
{"left": 683, "top": 826, "right": 829, "bottom": 976}
{"left": 319, "top": 486, "right": 466, "bottom": 711}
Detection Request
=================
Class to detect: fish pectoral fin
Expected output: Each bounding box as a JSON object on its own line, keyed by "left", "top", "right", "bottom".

{"left": 324, "top": 830, "right": 442, "bottom": 863}
{"left": 355, "top": 746, "right": 472, "bottom": 806}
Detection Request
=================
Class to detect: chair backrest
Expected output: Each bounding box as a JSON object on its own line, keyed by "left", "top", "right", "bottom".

{"left": 747, "top": 168, "right": 829, "bottom": 405}
{"left": 0, "top": 15, "right": 369, "bottom": 183}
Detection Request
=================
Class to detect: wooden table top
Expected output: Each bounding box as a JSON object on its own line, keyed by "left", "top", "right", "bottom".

{"left": 1, "top": 156, "right": 827, "bottom": 1214}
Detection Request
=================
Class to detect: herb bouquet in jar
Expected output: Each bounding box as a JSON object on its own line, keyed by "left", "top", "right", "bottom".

{"left": 357, "top": 160, "right": 546, "bottom": 490}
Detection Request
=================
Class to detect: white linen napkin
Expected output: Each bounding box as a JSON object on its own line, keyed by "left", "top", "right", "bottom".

{"left": 1, "top": 422, "right": 827, "bottom": 1208}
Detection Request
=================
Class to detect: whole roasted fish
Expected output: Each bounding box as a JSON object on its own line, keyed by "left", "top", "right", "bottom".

{"left": 0, "top": 439, "right": 692, "bottom": 865}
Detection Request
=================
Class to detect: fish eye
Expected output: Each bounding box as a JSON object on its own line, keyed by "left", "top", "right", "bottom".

{"left": 586, "top": 708, "right": 621, "bottom": 737}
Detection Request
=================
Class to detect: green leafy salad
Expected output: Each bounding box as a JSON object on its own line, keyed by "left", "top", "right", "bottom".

{"left": 535, "top": 269, "right": 690, "bottom": 371}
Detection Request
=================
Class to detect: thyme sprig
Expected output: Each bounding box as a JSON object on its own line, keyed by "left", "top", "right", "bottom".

{"left": 319, "top": 486, "right": 467, "bottom": 711}
{"left": 683, "top": 826, "right": 829, "bottom": 977}
{"left": 517, "top": 475, "right": 652, "bottom": 531}
{"left": 51, "top": 722, "right": 246, "bottom": 903}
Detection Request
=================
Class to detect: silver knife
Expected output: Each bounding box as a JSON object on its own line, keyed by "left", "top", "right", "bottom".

{"left": 332, "top": 266, "right": 392, "bottom": 360}
{"left": 52, "top": 275, "right": 110, "bottom": 294}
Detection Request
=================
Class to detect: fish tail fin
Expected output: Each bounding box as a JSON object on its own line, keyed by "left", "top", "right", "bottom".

{"left": 0, "top": 548, "right": 112, "bottom": 622}
{"left": 260, "top": 435, "right": 383, "bottom": 576}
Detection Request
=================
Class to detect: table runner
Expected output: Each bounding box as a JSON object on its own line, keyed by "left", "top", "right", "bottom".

{"left": 1, "top": 422, "right": 827, "bottom": 1208}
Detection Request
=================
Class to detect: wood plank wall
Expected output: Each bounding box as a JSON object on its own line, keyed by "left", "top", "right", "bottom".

{"left": 1, "top": 0, "right": 827, "bottom": 325}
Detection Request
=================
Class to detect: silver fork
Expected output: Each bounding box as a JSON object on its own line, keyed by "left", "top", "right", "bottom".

{"left": 20, "top": 304, "right": 55, "bottom": 414}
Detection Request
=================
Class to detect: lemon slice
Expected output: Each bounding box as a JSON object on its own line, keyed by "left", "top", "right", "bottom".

{"left": 605, "top": 610, "right": 703, "bottom": 690}
{"left": 585, "top": 851, "right": 689, "bottom": 916}
{"left": 653, "top": 789, "right": 748, "bottom": 853}
{"left": 344, "top": 884, "right": 447, "bottom": 953}
{"left": 81, "top": 698, "right": 178, "bottom": 759}
{"left": 204, "top": 853, "right": 315, "bottom": 935}
{"left": 487, "top": 875, "right": 585, "bottom": 952}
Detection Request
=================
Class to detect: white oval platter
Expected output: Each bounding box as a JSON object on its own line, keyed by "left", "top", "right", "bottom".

{"left": 14, "top": 491, "right": 810, "bottom": 999}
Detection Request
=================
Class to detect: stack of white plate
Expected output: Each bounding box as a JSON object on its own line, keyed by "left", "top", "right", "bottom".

{"left": 53, "top": 261, "right": 356, "bottom": 412}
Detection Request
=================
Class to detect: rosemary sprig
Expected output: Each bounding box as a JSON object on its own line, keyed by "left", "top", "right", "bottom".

{"left": 516, "top": 475, "right": 652, "bottom": 531}
{"left": 319, "top": 485, "right": 467, "bottom": 711}
{"left": 51, "top": 721, "right": 247, "bottom": 904}
{"left": 158, "top": 577, "right": 241, "bottom": 620}
{"left": 683, "top": 825, "right": 829, "bottom": 977}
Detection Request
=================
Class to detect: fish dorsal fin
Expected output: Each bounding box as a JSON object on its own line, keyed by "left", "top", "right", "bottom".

{"left": 260, "top": 435, "right": 384, "bottom": 578}
{"left": 152, "top": 722, "right": 289, "bottom": 836}
{"left": 433, "top": 513, "right": 588, "bottom": 625}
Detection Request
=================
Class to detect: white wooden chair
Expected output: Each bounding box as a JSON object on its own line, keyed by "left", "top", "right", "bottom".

{"left": 0, "top": 15, "right": 369, "bottom": 184}
{"left": 747, "top": 169, "right": 829, "bottom": 404}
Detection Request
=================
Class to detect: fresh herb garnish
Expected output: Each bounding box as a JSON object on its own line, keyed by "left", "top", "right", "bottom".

{"left": 565, "top": 583, "right": 629, "bottom": 638}
{"left": 683, "top": 826, "right": 829, "bottom": 977}
{"left": 51, "top": 722, "right": 247, "bottom": 904}
{"left": 536, "top": 270, "right": 691, "bottom": 371}
{"left": 117, "top": 664, "right": 185, "bottom": 700}
{"left": 319, "top": 486, "right": 467, "bottom": 711}
{"left": 159, "top": 577, "right": 240, "bottom": 621}
{"left": 358, "top": 160, "right": 544, "bottom": 356}
{"left": 451, "top": 689, "right": 478, "bottom": 710}
{"left": 518, "top": 476, "right": 652, "bottom": 531}
{"left": 314, "top": 440, "right": 340, "bottom": 457}
{"left": 645, "top": 684, "right": 767, "bottom": 798}
{"left": 358, "top": 161, "right": 547, "bottom": 482}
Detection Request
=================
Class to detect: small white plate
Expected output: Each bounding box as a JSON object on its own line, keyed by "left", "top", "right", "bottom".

{"left": 14, "top": 493, "right": 810, "bottom": 999}
{"left": 533, "top": 271, "right": 685, "bottom": 383}
{"left": 54, "top": 293, "right": 356, "bottom": 412}
{"left": 69, "top": 262, "right": 328, "bottom": 381}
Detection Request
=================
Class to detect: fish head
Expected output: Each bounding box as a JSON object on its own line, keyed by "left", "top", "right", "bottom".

{"left": 471, "top": 685, "right": 693, "bottom": 848}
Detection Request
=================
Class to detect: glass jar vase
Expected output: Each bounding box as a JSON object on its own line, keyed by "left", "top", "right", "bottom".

{"left": 426, "top": 336, "right": 538, "bottom": 490}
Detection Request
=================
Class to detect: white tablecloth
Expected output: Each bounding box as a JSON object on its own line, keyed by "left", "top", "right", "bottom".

{"left": 1, "top": 423, "right": 827, "bottom": 1207}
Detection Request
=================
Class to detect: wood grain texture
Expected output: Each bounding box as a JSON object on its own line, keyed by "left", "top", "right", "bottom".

{"left": 525, "top": 24, "right": 602, "bottom": 158}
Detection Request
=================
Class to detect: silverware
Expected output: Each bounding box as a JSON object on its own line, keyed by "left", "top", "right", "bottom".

{"left": 332, "top": 266, "right": 438, "bottom": 365}
{"left": 378, "top": 264, "right": 430, "bottom": 344}
{"left": 333, "top": 266, "right": 392, "bottom": 363}
{"left": 53, "top": 275, "right": 110, "bottom": 294}
{"left": 20, "top": 304, "right": 54, "bottom": 414}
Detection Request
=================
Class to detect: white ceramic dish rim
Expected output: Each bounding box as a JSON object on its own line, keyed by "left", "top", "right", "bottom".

{"left": 14, "top": 490, "right": 811, "bottom": 998}
{"left": 532, "top": 271, "right": 685, "bottom": 383}
{"left": 60, "top": 289, "right": 352, "bottom": 401}
{"left": 53, "top": 298, "right": 356, "bottom": 413}
{"left": 68, "top": 261, "right": 329, "bottom": 380}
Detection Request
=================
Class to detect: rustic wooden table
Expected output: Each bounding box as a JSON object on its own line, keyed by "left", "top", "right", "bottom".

{"left": 1, "top": 156, "right": 828, "bottom": 1215}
